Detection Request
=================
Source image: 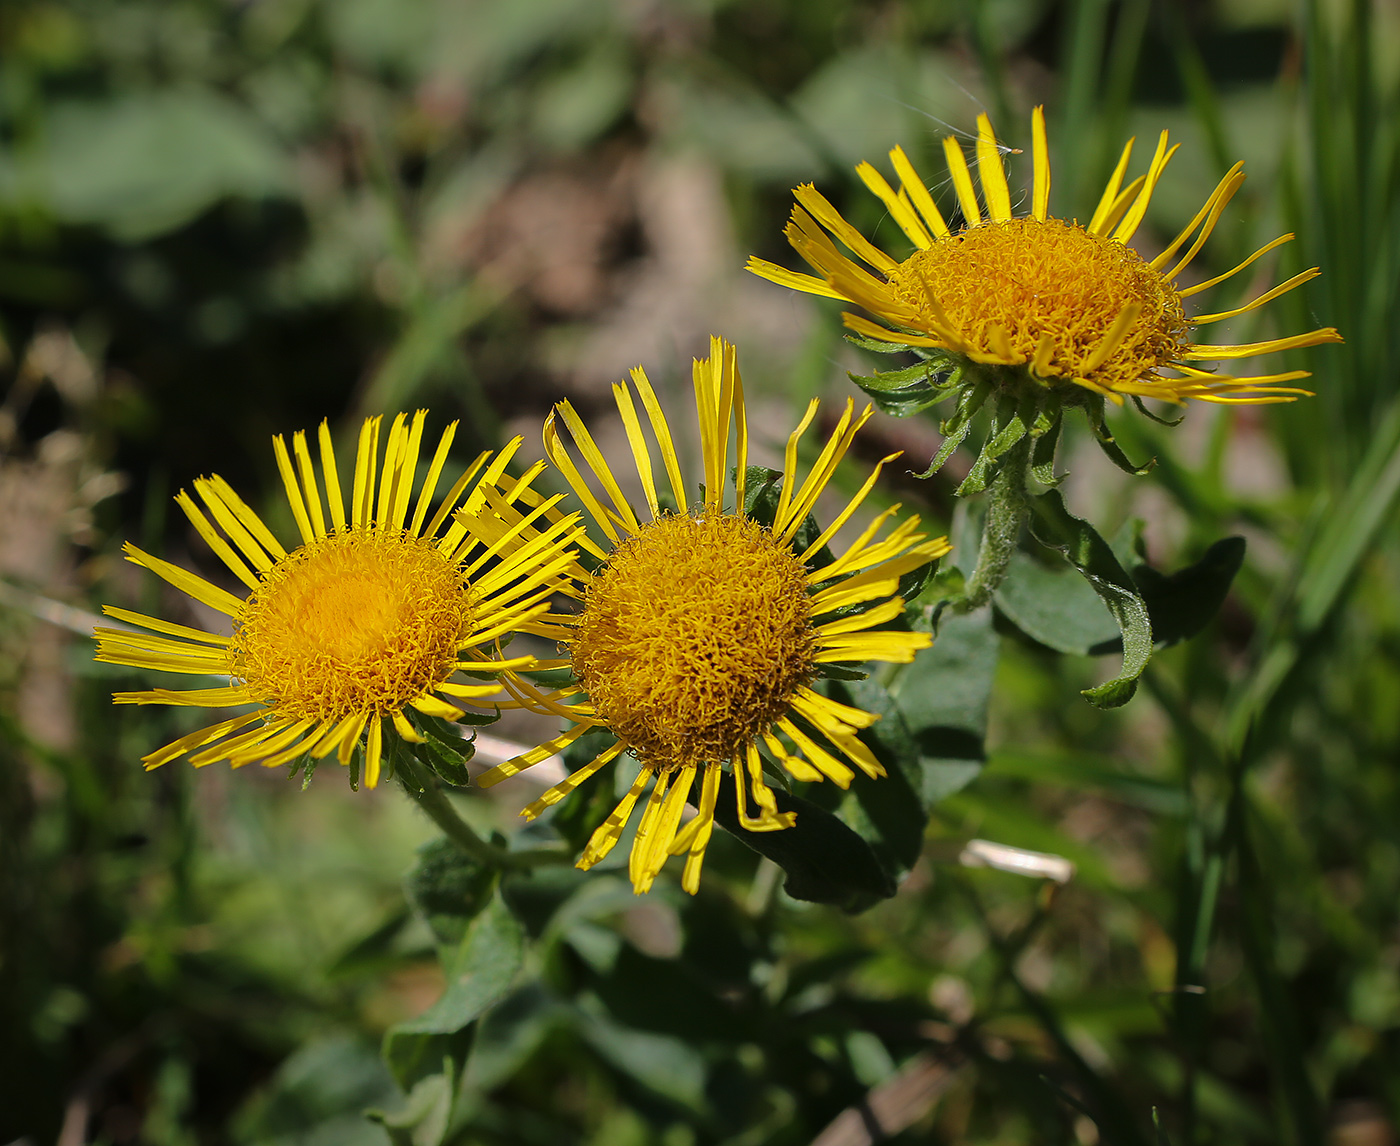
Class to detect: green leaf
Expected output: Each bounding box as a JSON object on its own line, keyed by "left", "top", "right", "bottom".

{"left": 847, "top": 361, "right": 957, "bottom": 417}
{"left": 327, "top": 907, "right": 414, "bottom": 979}
{"left": 814, "top": 661, "right": 869, "bottom": 682}
{"left": 405, "top": 838, "right": 499, "bottom": 949}
{"left": 1030, "top": 410, "right": 1064, "bottom": 486}
{"left": 887, "top": 607, "right": 998, "bottom": 805}
{"left": 711, "top": 777, "right": 895, "bottom": 912}
{"left": 914, "top": 414, "right": 974, "bottom": 480}
{"left": 956, "top": 396, "right": 1029, "bottom": 496}
{"left": 843, "top": 331, "right": 920, "bottom": 355}
{"left": 406, "top": 711, "right": 483, "bottom": 788}
{"left": 464, "top": 986, "right": 568, "bottom": 1093}
{"left": 382, "top": 894, "right": 525, "bottom": 1091}
{"left": 913, "top": 377, "right": 994, "bottom": 479}
{"left": 1027, "top": 491, "right": 1153, "bottom": 708}
{"left": 33, "top": 90, "right": 292, "bottom": 240}
{"left": 1130, "top": 536, "right": 1246, "bottom": 647}
{"left": 995, "top": 550, "right": 1120, "bottom": 656}
{"left": 576, "top": 1012, "right": 708, "bottom": 1109}
{"left": 367, "top": 1070, "right": 461, "bottom": 1146}
{"left": 789, "top": 611, "right": 999, "bottom": 882}
{"left": 1085, "top": 402, "right": 1154, "bottom": 475}
{"left": 232, "top": 1036, "right": 397, "bottom": 1146}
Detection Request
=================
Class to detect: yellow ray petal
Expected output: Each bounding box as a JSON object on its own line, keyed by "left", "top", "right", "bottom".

{"left": 318, "top": 420, "right": 347, "bottom": 533}
{"left": 612, "top": 381, "right": 660, "bottom": 519}
{"left": 191, "top": 479, "right": 275, "bottom": 574}
{"left": 1184, "top": 328, "right": 1344, "bottom": 359}
{"left": 974, "top": 113, "right": 1012, "bottom": 222}
{"left": 199, "top": 475, "right": 286, "bottom": 560}
{"left": 1031, "top": 105, "right": 1050, "bottom": 221}
{"left": 761, "top": 731, "right": 824, "bottom": 784}
{"left": 1113, "top": 132, "right": 1178, "bottom": 244}
{"left": 774, "top": 398, "right": 821, "bottom": 530}
{"left": 942, "top": 134, "right": 982, "bottom": 226}
{"left": 174, "top": 491, "right": 259, "bottom": 590}
{"left": 1159, "top": 169, "right": 1246, "bottom": 280}
{"left": 272, "top": 433, "right": 315, "bottom": 546}
{"left": 100, "top": 605, "right": 230, "bottom": 645}
{"left": 793, "top": 184, "right": 900, "bottom": 272}
{"left": 544, "top": 410, "right": 623, "bottom": 546}
{"left": 392, "top": 709, "right": 425, "bottom": 743}
{"left": 423, "top": 449, "right": 491, "bottom": 540}
{"left": 1080, "top": 303, "right": 1143, "bottom": 375}
{"left": 775, "top": 719, "right": 854, "bottom": 788}
{"left": 141, "top": 712, "right": 265, "bottom": 769}
{"left": 889, "top": 145, "right": 950, "bottom": 239}
{"left": 1150, "top": 163, "right": 1244, "bottom": 272}
{"left": 476, "top": 722, "right": 594, "bottom": 788}
{"left": 292, "top": 429, "right": 327, "bottom": 539}
{"left": 855, "top": 161, "right": 932, "bottom": 248}
{"left": 408, "top": 421, "right": 457, "bottom": 537}
{"left": 364, "top": 717, "right": 384, "bottom": 788}
{"left": 351, "top": 416, "right": 380, "bottom": 530}
{"left": 1177, "top": 233, "right": 1294, "bottom": 296}
{"left": 1088, "top": 135, "right": 1134, "bottom": 233}
{"left": 1189, "top": 269, "right": 1320, "bottom": 325}
{"left": 521, "top": 739, "right": 628, "bottom": 821}
{"left": 746, "top": 256, "right": 850, "bottom": 299}
{"left": 122, "top": 543, "right": 246, "bottom": 617}
{"left": 579, "top": 765, "right": 649, "bottom": 869}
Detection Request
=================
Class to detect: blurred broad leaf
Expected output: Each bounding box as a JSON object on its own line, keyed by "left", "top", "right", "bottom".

{"left": 405, "top": 838, "right": 499, "bottom": 949}
{"left": 713, "top": 777, "right": 896, "bottom": 912}
{"left": 381, "top": 893, "right": 524, "bottom": 1091}
{"left": 576, "top": 1011, "right": 707, "bottom": 1110}
{"left": 1028, "top": 490, "right": 1152, "bottom": 708}
{"left": 531, "top": 41, "right": 633, "bottom": 151}
{"left": 1131, "top": 536, "right": 1246, "bottom": 647}
{"left": 996, "top": 549, "right": 1120, "bottom": 655}
{"left": 30, "top": 90, "right": 292, "bottom": 239}
{"left": 232, "top": 1035, "right": 398, "bottom": 1146}
{"left": 821, "top": 607, "right": 995, "bottom": 879}
{"left": 464, "top": 986, "right": 568, "bottom": 1093}
{"left": 889, "top": 607, "right": 998, "bottom": 803}
{"left": 996, "top": 536, "right": 1246, "bottom": 656}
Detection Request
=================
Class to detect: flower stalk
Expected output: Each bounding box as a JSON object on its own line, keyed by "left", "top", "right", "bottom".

{"left": 956, "top": 434, "right": 1031, "bottom": 613}
{"left": 395, "top": 746, "right": 566, "bottom": 871}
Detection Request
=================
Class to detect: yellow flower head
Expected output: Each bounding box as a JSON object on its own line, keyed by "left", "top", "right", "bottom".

{"left": 477, "top": 337, "right": 951, "bottom": 895}
{"left": 749, "top": 107, "right": 1342, "bottom": 406}
{"left": 96, "top": 412, "right": 580, "bottom": 788}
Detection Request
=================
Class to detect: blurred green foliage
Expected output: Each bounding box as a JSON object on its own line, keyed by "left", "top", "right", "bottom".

{"left": 3, "top": 0, "right": 1400, "bottom": 1144}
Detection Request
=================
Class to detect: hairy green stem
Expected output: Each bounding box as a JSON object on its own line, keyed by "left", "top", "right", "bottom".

{"left": 395, "top": 749, "right": 568, "bottom": 871}
{"left": 955, "top": 435, "right": 1032, "bottom": 613}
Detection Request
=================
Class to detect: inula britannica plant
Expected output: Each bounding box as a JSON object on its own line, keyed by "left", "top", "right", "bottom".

{"left": 96, "top": 412, "right": 582, "bottom": 789}
{"left": 477, "top": 337, "right": 950, "bottom": 894}
{"left": 749, "top": 108, "right": 1341, "bottom": 704}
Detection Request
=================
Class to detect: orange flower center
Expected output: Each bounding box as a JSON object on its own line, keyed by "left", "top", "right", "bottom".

{"left": 888, "top": 217, "right": 1191, "bottom": 390}
{"left": 571, "top": 512, "right": 816, "bottom": 772}
{"left": 231, "top": 530, "right": 473, "bottom": 722}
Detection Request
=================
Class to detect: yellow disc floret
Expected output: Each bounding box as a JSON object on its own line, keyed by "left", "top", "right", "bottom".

{"left": 231, "top": 530, "right": 473, "bottom": 723}
{"left": 571, "top": 512, "right": 816, "bottom": 774}
{"left": 888, "top": 217, "right": 1191, "bottom": 391}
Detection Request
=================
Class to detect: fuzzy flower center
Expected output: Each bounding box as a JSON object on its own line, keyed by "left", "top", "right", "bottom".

{"left": 888, "top": 217, "right": 1192, "bottom": 389}
{"left": 231, "top": 531, "right": 473, "bottom": 722}
{"left": 571, "top": 512, "right": 817, "bottom": 773}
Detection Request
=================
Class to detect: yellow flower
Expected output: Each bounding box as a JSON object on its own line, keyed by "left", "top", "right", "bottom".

{"left": 477, "top": 337, "right": 950, "bottom": 895}
{"left": 95, "top": 412, "right": 581, "bottom": 788}
{"left": 748, "top": 107, "right": 1342, "bottom": 405}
